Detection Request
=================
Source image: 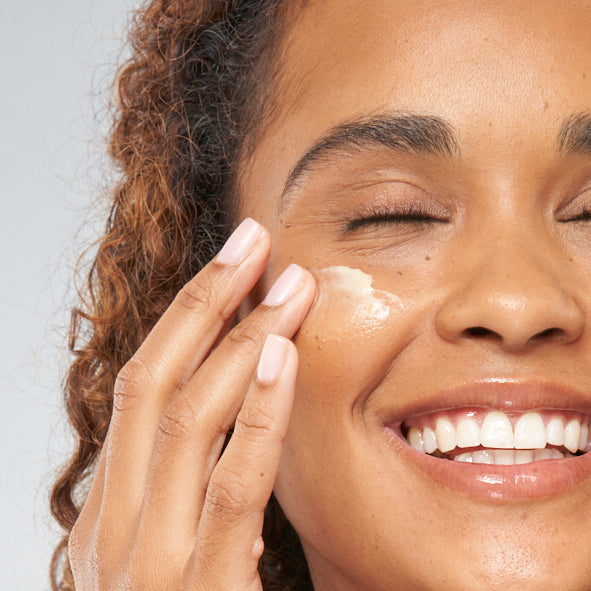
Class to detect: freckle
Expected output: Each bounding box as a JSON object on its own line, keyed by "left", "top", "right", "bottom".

{"left": 260, "top": 472, "right": 264, "bottom": 477}
{"left": 583, "top": 72, "right": 587, "bottom": 79}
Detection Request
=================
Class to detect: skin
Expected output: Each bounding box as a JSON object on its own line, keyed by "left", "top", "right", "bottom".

{"left": 70, "top": 1, "right": 591, "bottom": 590}
{"left": 240, "top": 0, "right": 591, "bottom": 589}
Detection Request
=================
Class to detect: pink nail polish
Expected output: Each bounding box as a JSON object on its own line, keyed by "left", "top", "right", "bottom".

{"left": 216, "top": 218, "right": 262, "bottom": 265}
{"left": 263, "top": 264, "right": 305, "bottom": 306}
{"left": 257, "top": 334, "right": 289, "bottom": 384}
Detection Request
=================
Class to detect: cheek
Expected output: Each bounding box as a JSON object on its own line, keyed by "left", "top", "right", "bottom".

{"left": 273, "top": 267, "right": 417, "bottom": 539}
{"left": 293, "top": 266, "right": 409, "bottom": 427}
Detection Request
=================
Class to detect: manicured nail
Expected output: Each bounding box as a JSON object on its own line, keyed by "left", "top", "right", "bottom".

{"left": 257, "top": 334, "right": 289, "bottom": 384}
{"left": 216, "top": 218, "right": 262, "bottom": 266}
{"left": 263, "top": 264, "right": 306, "bottom": 306}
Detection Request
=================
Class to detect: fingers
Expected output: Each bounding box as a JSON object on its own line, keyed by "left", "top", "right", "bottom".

{"left": 102, "top": 218, "right": 271, "bottom": 516}
{"left": 137, "top": 264, "right": 315, "bottom": 545}
{"left": 73, "top": 218, "right": 314, "bottom": 590}
{"left": 191, "top": 336, "right": 299, "bottom": 588}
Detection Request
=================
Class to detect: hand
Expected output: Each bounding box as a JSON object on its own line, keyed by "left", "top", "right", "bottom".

{"left": 68, "top": 218, "right": 316, "bottom": 590}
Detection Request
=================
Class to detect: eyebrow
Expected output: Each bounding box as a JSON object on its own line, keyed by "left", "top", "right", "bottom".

{"left": 558, "top": 112, "right": 591, "bottom": 155}
{"left": 279, "top": 110, "right": 591, "bottom": 212}
{"left": 279, "top": 112, "right": 459, "bottom": 209}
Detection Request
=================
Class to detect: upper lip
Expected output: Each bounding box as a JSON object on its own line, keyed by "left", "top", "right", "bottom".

{"left": 381, "top": 379, "right": 591, "bottom": 426}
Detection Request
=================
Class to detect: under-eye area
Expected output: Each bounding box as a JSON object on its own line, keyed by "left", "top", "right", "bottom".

{"left": 399, "top": 409, "right": 591, "bottom": 465}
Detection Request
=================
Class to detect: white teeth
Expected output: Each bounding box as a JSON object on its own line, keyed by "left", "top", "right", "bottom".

{"left": 407, "top": 427, "right": 425, "bottom": 453}
{"left": 514, "top": 412, "right": 546, "bottom": 449}
{"left": 533, "top": 448, "right": 554, "bottom": 461}
{"left": 546, "top": 418, "right": 565, "bottom": 446}
{"left": 451, "top": 447, "right": 568, "bottom": 465}
{"left": 481, "top": 411, "right": 514, "bottom": 448}
{"left": 578, "top": 423, "right": 588, "bottom": 451}
{"left": 456, "top": 419, "right": 480, "bottom": 448}
{"left": 406, "top": 410, "right": 590, "bottom": 461}
{"left": 422, "top": 427, "right": 438, "bottom": 454}
{"left": 435, "top": 418, "right": 456, "bottom": 453}
{"left": 565, "top": 420, "right": 581, "bottom": 453}
{"left": 515, "top": 450, "right": 534, "bottom": 464}
{"left": 472, "top": 449, "right": 494, "bottom": 464}
{"left": 493, "top": 449, "right": 515, "bottom": 465}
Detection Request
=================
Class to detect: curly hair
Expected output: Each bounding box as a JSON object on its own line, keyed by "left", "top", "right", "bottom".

{"left": 49, "top": 1, "right": 313, "bottom": 589}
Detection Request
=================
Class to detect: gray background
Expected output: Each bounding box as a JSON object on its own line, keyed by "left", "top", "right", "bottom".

{"left": 1, "top": 1, "right": 133, "bottom": 588}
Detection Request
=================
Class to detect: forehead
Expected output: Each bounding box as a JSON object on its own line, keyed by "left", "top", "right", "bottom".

{"left": 239, "top": 0, "right": 591, "bottom": 221}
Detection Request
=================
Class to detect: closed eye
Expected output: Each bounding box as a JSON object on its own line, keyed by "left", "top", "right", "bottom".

{"left": 560, "top": 209, "right": 591, "bottom": 222}
{"left": 346, "top": 205, "right": 449, "bottom": 231}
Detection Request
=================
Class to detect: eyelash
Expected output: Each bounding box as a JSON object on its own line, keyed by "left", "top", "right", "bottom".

{"left": 562, "top": 209, "right": 591, "bottom": 222}
{"left": 345, "top": 202, "right": 449, "bottom": 231}
{"left": 556, "top": 188, "right": 591, "bottom": 223}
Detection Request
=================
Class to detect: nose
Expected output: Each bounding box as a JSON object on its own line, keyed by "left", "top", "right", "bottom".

{"left": 435, "top": 237, "right": 584, "bottom": 351}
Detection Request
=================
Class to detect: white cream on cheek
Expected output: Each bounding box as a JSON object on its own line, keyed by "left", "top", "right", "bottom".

{"left": 300, "top": 265, "right": 404, "bottom": 339}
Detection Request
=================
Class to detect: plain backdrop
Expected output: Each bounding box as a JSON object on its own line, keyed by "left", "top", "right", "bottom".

{"left": 1, "top": 1, "right": 134, "bottom": 588}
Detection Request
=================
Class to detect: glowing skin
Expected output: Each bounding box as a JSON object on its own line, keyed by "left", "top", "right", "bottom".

{"left": 315, "top": 266, "right": 398, "bottom": 305}
{"left": 305, "top": 266, "right": 402, "bottom": 336}
{"left": 237, "top": 1, "right": 591, "bottom": 589}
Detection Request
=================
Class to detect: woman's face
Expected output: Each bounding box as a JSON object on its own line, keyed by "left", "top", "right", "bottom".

{"left": 239, "top": 1, "right": 591, "bottom": 589}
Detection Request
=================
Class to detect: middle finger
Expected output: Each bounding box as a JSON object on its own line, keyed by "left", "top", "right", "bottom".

{"left": 137, "top": 264, "right": 315, "bottom": 544}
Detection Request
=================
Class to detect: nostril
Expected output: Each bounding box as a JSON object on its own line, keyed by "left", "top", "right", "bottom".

{"left": 531, "top": 327, "right": 566, "bottom": 341}
{"left": 461, "top": 325, "right": 568, "bottom": 347}
{"left": 463, "top": 326, "right": 499, "bottom": 339}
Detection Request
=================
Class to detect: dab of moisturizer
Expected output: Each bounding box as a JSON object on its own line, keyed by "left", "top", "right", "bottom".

{"left": 304, "top": 266, "right": 403, "bottom": 338}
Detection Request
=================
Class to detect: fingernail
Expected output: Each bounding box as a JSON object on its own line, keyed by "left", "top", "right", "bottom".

{"left": 257, "top": 334, "right": 289, "bottom": 384}
{"left": 216, "top": 218, "right": 262, "bottom": 266}
{"left": 263, "top": 264, "right": 305, "bottom": 306}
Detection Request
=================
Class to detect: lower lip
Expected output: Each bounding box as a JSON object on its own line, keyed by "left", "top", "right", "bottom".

{"left": 385, "top": 428, "right": 591, "bottom": 500}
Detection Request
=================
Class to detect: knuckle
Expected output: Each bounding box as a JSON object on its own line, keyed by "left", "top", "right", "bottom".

{"left": 235, "top": 403, "right": 279, "bottom": 440}
{"left": 156, "top": 406, "right": 193, "bottom": 444}
{"left": 113, "top": 356, "right": 154, "bottom": 411}
{"left": 226, "top": 323, "right": 265, "bottom": 351}
{"left": 156, "top": 410, "right": 192, "bottom": 442}
{"left": 206, "top": 469, "right": 252, "bottom": 520}
{"left": 154, "top": 393, "right": 202, "bottom": 448}
{"left": 175, "top": 273, "right": 220, "bottom": 317}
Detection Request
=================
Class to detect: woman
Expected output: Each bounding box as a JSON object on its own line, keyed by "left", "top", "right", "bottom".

{"left": 51, "top": 0, "right": 591, "bottom": 589}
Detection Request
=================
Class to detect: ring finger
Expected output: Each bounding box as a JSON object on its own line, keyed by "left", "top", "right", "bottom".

{"left": 137, "top": 264, "right": 315, "bottom": 546}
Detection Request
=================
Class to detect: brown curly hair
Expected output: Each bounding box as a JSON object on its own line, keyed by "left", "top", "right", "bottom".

{"left": 49, "top": 1, "right": 313, "bottom": 589}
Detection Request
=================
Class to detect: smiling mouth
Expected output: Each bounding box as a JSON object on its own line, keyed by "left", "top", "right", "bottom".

{"left": 401, "top": 408, "right": 591, "bottom": 465}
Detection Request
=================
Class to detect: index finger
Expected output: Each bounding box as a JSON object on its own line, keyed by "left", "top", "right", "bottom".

{"left": 104, "top": 218, "right": 271, "bottom": 512}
